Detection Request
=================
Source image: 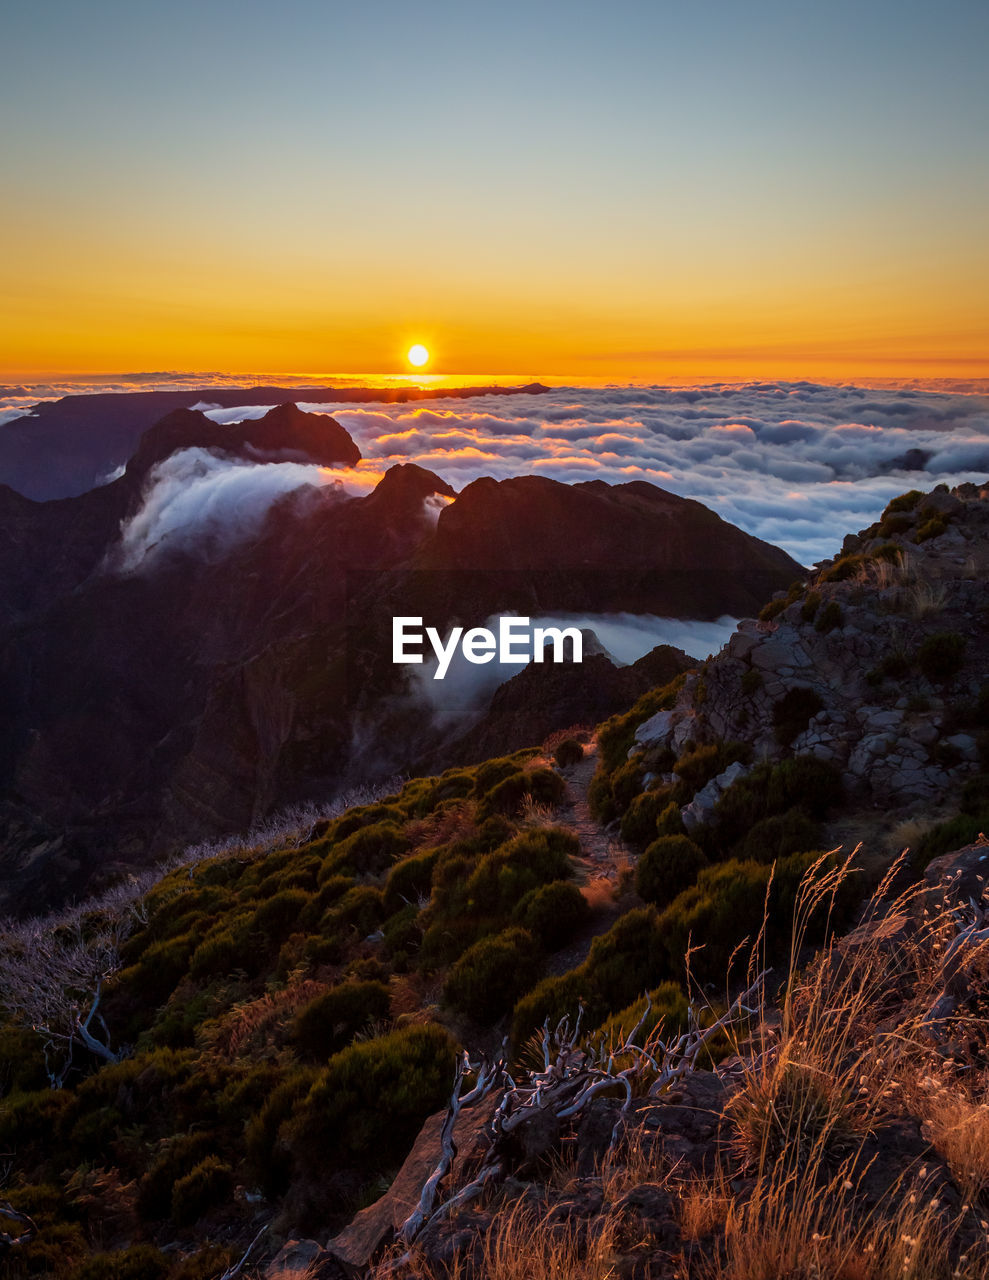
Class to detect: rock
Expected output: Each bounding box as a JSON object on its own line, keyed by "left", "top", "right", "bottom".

{"left": 326, "top": 1101, "right": 494, "bottom": 1268}
{"left": 923, "top": 841, "right": 989, "bottom": 907}
{"left": 266, "top": 1240, "right": 347, "bottom": 1279}
{"left": 634, "top": 709, "right": 675, "bottom": 747}
{"left": 680, "top": 761, "right": 750, "bottom": 833}
{"left": 944, "top": 733, "right": 980, "bottom": 762}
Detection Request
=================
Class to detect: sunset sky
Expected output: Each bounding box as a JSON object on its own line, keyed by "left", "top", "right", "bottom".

{"left": 2, "top": 0, "right": 987, "bottom": 381}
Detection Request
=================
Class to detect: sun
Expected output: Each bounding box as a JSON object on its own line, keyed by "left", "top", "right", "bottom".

{"left": 407, "top": 344, "right": 430, "bottom": 368}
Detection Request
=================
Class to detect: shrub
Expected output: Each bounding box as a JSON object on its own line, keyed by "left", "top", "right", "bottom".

{"left": 772, "top": 687, "right": 824, "bottom": 747}
{"left": 884, "top": 489, "right": 924, "bottom": 515}
{"left": 254, "top": 888, "right": 313, "bottom": 943}
{"left": 138, "top": 1132, "right": 217, "bottom": 1220}
{"left": 444, "top": 927, "right": 542, "bottom": 1023}
{"left": 741, "top": 668, "right": 764, "bottom": 695}
{"left": 914, "top": 515, "right": 947, "bottom": 542}
{"left": 917, "top": 631, "right": 966, "bottom": 683}
{"left": 636, "top": 835, "right": 708, "bottom": 909}
{"left": 758, "top": 597, "right": 787, "bottom": 622}
{"left": 553, "top": 737, "right": 585, "bottom": 767}
{"left": 820, "top": 555, "right": 865, "bottom": 583}
{"left": 171, "top": 1156, "right": 234, "bottom": 1226}
{"left": 655, "top": 800, "right": 686, "bottom": 837}
{"left": 659, "top": 860, "right": 773, "bottom": 981}
{"left": 620, "top": 787, "right": 673, "bottom": 847}
{"left": 76, "top": 1245, "right": 170, "bottom": 1280}
{"left": 463, "top": 828, "right": 576, "bottom": 917}
{"left": 287, "top": 1024, "right": 457, "bottom": 1190}
{"left": 292, "top": 981, "right": 392, "bottom": 1061}
{"left": 739, "top": 809, "right": 821, "bottom": 862}
{"left": 513, "top": 880, "right": 590, "bottom": 950}
{"left": 878, "top": 510, "right": 914, "bottom": 537}
{"left": 598, "top": 981, "right": 690, "bottom": 1046}
{"left": 384, "top": 847, "right": 441, "bottom": 910}
{"left": 511, "top": 970, "right": 588, "bottom": 1046}
{"left": 675, "top": 741, "right": 750, "bottom": 793}
{"left": 189, "top": 920, "right": 255, "bottom": 980}
{"left": 321, "top": 822, "right": 411, "bottom": 881}
{"left": 244, "top": 1067, "right": 319, "bottom": 1195}
{"left": 323, "top": 885, "right": 386, "bottom": 935}
{"left": 584, "top": 907, "right": 669, "bottom": 1013}
{"left": 799, "top": 591, "right": 821, "bottom": 623}
{"left": 815, "top": 601, "right": 843, "bottom": 633}
{"left": 476, "top": 766, "right": 566, "bottom": 819}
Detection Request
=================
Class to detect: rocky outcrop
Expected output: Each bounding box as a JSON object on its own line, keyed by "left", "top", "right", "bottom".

{"left": 632, "top": 483, "right": 989, "bottom": 813}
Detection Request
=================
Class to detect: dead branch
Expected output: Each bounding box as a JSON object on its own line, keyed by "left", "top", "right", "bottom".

{"left": 0, "top": 1200, "right": 37, "bottom": 1251}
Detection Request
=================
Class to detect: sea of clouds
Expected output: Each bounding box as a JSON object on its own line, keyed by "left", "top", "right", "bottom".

{"left": 194, "top": 381, "right": 989, "bottom": 563}
{"left": 4, "top": 376, "right": 989, "bottom": 564}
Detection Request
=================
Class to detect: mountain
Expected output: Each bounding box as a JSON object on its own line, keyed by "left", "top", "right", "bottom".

{"left": 0, "top": 382, "right": 550, "bottom": 500}
{"left": 0, "top": 482, "right": 986, "bottom": 1279}
{"left": 0, "top": 406, "right": 801, "bottom": 914}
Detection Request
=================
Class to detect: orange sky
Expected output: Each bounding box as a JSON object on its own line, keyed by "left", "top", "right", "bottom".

{"left": 3, "top": 2, "right": 987, "bottom": 383}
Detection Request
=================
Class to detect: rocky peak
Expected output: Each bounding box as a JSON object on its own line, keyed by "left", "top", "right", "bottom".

{"left": 634, "top": 482, "right": 989, "bottom": 822}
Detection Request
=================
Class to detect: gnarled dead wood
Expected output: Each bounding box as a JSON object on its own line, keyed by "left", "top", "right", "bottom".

{"left": 0, "top": 1201, "right": 37, "bottom": 1251}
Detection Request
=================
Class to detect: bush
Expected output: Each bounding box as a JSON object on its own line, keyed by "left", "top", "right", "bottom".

{"left": 287, "top": 1024, "right": 458, "bottom": 1190}
{"left": 584, "top": 907, "right": 669, "bottom": 1013}
{"left": 820, "top": 555, "right": 865, "bottom": 583}
{"left": 320, "top": 822, "right": 411, "bottom": 881}
{"left": 462, "top": 828, "right": 577, "bottom": 917}
{"left": 76, "top": 1245, "right": 170, "bottom": 1280}
{"left": 292, "top": 981, "right": 392, "bottom": 1061}
{"left": 476, "top": 766, "right": 566, "bottom": 819}
{"left": 917, "top": 632, "right": 966, "bottom": 683}
{"left": 659, "top": 860, "right": 773, "bottom": 981}
{"left": 170, "top": 1156, "right": 234, "bottom": 1226}
{"left": 815, "top": 601, "right": 843, "bottom": 633}
{"left": 884, "top": 489, "right": 924, "bottom": 515}
{"left": 739, "top": 809, "right": 821, "bottom": 862}
{"left": 384, "top": 847, "right": 441, "bottom": 910}
{"left": 620, "top": 787, "right": 673, "bottom": 847}
{"left": 444, "top": 927, "right": 542, "bottom": 1023}
{"left": 254, "top": 889, "right": 313, "bottom": 943}
{"left": 741, "top": 668, "right": 764, "bottom": 695}
{"left": 914, "top": 515, "right": 947, "bottom": 542}
{"left": 323, "top": 885, "right": 386, "bottom": 935}
{"left": 553, "top": 737, "right": 585, "bottom": 767}
{"left": 598, "top": 981, "right": 689, "bottom": 1046}
{"left": 189, "top": 920, "right": 255, "bottom": 980}
{"left": 636, "top": 835, "right": 708, "bottom": 909}
{"left": 513, "top": 880, "right": 590, "bottom": 950}
{"left": 138, "top": 1133, "right": 217, "bottom": 1220}
{"left": 681, "top": 742, "right": 751, "bottom": 793}
{"left": 772, "top": 687, "right": 824, "bottom": 747}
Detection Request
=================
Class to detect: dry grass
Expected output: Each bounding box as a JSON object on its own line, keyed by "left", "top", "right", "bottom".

{"left": 405, "top": 800, "right": 479, "bottom": 851}
{"left": 908, "top": 578, "right": 950, "bottom": 619}
{"left": 915, "top": 1079, "right": 989, "bottom": 1205}
{"left": 678, "top": 1176, "right": 731, "bottom": 1241}
{"left": 581, "top": 876, "right": 618, "bottom": 913}
{"left": 201, "top": 977, "right": 328, "bottom": 1058}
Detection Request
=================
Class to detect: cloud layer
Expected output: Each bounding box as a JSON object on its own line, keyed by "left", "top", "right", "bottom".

{"left": 6, "top": 377, "right": 989, "bottom": 564}
{"left": 114, "top": 448, "right": 378, "bottom": 570}
{"left": 290, "top": 382, "right": 989, "bottom": 563}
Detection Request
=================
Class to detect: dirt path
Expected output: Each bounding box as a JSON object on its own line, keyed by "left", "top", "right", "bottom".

{"left": 552, "top": 738, "right": 633, "bottom": 883}
{"left": 535, "top": 738, "right": 640, "bottom": 977}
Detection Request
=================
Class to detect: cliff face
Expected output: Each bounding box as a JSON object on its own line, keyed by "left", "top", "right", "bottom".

{"left": 626, "top": 482, "right": 989, "bottom": 832}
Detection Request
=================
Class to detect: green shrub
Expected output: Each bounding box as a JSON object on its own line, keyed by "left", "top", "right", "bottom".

{"left": 799, "top": 591, "right": 821, "bottom": 623}
{"left": 884, "top": 489, "right": 924, "bottom": 515}
{"left": 462, "top": 828, "right": 576, "bottom": 916}
{"left": 476, "top": 766, "right": 566, "bottom": 819}
{"left": 659, "top": 860, "right": 772, "bottom": 981}
{"left": 171, "top": 1156, "right": 234, "bottom": 1226}
{"left": 292, "top": 981, "right": 392, "bottom": 1061}
{"left": 772, "top": 687, "right": 824, "bottom": 747}
{"left": 815, "top": 601, "right": 843, "bottom": 633}
{"left": 878, "top": 511, "right": 914, "bottom": 537}
{"left": 914, "top": 515, "right": 947, "bottom": 543}
{"left": 917, "top": 632, "right": 966, "bottom": 683}
{"left": 620, "top": 787, "right": 673, "bottom": 847}
{"left": 513, "top": 880, "right": 590, "bottom": 950}
{"left": 584, "top": 907, "right": 669, "bottom": 1013}
{"left": 820, "top": 555, "right": 865, "bottom": 583}
{"left": 245, "top": 1067, "right": 319, "bottom": 1195}
{"left": 598, "top": 981, "right": 689, "bottom": 1046}
{"left": 636, "top": 835, "right": 708, "bottom": 909}
{"left": 739, "top": 809, "right": 821, "bottom": 862}
{"left": 553, "top": 737, "right": 585, "bottom": 767}
{"left": 655, "top": 800, "right": 686, "bottom": 837}
{"left": 675, "top": 741, "right": 750, "bottom": 793}
{"left": 189, "top": 920, "right": 255, "bottom": 980}
{"left": 254, "top": 889, "right": 313, "bottom": 943}
{"left": 323, "top": 885, "right": 386, "bottom": 935}
{"left": 444, "top": 927, "right": 542, "bottom": 1023}
{"left": 384, "top": 847, "right": 441, "bottom": 910}
{"left": 76, "top": 1245, "right": 170, "bottom": 1280}
{"left": 138, "top": 1133, "right": 217, "bottom": 1220}
{"left": 741, "top": 668, "right": 765, "bottom": 695}
{"left": 710, "top": 757, "right": 841, "bottom": 854}
{"left": 758, "top": 597, "right": 787, "bottom": 622}
{"left": 596, "top": 674, "right": 689, "bottom": 774}
{"left": 510, "top": 970, "right": 588, "bottom": 1046}
{"left": 287, "top": 1024, "right": 457, "bottom": 1193}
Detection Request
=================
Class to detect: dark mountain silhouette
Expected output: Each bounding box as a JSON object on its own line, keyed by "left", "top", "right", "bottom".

{"left": 0, "top": 405, "right": 802, "bottom": 912}
{"left": 0, "top": 382, "right": 550, "bottom": 500}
